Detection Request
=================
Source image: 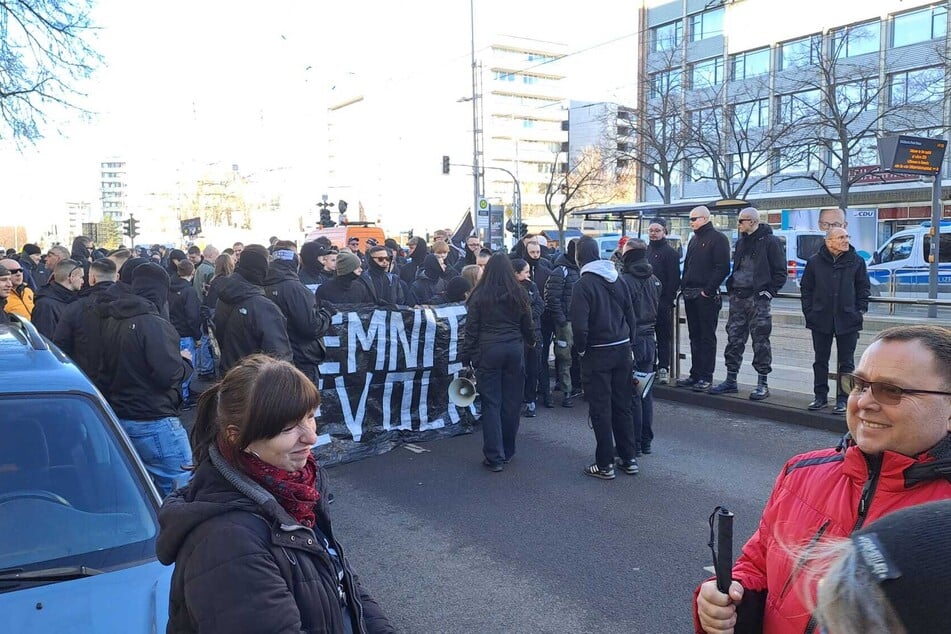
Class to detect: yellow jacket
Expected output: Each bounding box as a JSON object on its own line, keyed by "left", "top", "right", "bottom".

{"left": 5, "top": 285, "right": 34, "bottom": 320}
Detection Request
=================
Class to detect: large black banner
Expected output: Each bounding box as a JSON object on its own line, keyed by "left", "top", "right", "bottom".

{"left": 313, "top": 303, "right": 475, "bottom": 466}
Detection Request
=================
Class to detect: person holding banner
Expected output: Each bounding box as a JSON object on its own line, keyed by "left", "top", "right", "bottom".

{"left": 459, "top": 253, "right": 536, "bottom": 472}
{"left": 157, "top": 355, "right": 395, "bottom": 633}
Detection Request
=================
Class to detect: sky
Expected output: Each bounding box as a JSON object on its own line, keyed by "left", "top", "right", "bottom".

{"left": 0, "top": 0, "right": 640, "bottom": 241}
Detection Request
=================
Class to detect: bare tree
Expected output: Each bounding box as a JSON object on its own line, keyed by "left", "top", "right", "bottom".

{"left": 0, "top": 0, "right": 101, "bottom": 144}
{"left": 784, "top": 30, "right": 941, "bottom": 210}
{"left": 543, "top": 146, "right": 631, "bottom": 245}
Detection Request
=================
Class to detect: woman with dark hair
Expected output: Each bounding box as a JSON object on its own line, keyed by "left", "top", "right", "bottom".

{"left": 459, "top": 253, "right": 536, "bottom": 471}
{"left": 156, "top": 355, "right": 395, "bottom": 634}
{"left": 512, "top": 258, "right": 544, "bottom": 418}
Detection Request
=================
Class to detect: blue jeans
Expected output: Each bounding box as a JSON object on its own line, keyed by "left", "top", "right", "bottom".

{"left": 118, "top": 417, "right": 193, "bottom": 497}
{"left": 180, "top": 337, "right": 197, "bottom": 399}
{"left": 195, "top": 333, "right": 215, "bottom": 375}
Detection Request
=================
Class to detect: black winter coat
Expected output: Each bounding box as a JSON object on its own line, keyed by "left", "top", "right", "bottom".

{"left": 521, "top": 279, "right": 544, "bottom": 331}
{"left": 156, "top": 446, "right": 395, "bottom": 634}
{"left": 32, "top": 282, "right": 78, "bottom": 338}
{"left": 316, "top": 274, "right": 378, "bottom": 307}
{"left": 544, "top": 254, "right": 580, "bottom": 326}
{"left": 800, "top": 245, "right": 870, "bottom": 335}
{"left": 620, "top": 253, "right": 661, "bottom": 334}
{"left": 527, "top": 256, "right": 552, "bottom": 303}
{"left": 682, "top": 222, "right": 731, "bottom": 296}
{"left": 201, "top": 274, "right": 227, "bottom": 321}
{"left": 459, "top": 290, "right": 535, "bottom": 367}
{"left": 51, "top": 282, "right": 114, "bottom": 383}
{"left": 398, "top": 243, "right": 428, "bottom": 286}
{"left": 570, "top": 263, "right": 636, "bottom": 352}
{"left": 214, "top": 271, "right": 293, "bottom": 373}
{"left": 362, "top": 267, "right": 408, "bottom": 306}
{"left": 264, "top": 262, "right": 332, "bottom": 369}
{"left": 97, "top": 294, "right": 192, "bottom": 420}
{"left": 169, "top": 276, "right": 203, "bottom": 339}
{"left": 647, "top": 238, "right": 681, "bottom": 308}
{"left": 725, "top": 224, "right": 787, "bottom": 296}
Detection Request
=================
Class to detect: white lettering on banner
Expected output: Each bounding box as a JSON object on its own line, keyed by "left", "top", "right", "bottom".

{"left": 335, "top": 373, "right": 373, "bottom": 441}
{"left": 416, "top": 371, "right": 445, "bottom": 431}
{"left": 317, "top": 312, "right": 344, "bottom": 376}
{"left": 422, "top": 308, "right": 436, "bottom": 368}
{"left": 348, "top": 310, "right": 388, "bottom": 372}
{"left": 388, "top": 308, "right": 424, "bottom": 371}
{"left": 380, "top": 371, "right": 418, "bottom": 431}
{"left": 433, "top": 304, "right": 466, "bottom": 362}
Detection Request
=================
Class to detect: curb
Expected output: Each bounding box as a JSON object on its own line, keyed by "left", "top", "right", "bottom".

{"left": 653, "top": 384, "right": 849, "bottom": 435}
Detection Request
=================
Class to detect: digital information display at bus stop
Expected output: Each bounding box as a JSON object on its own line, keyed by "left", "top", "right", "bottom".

{"left": 877, "top": 135, "right": 947, "bottom": 176}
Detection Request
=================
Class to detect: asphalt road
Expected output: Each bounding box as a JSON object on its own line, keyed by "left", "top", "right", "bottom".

{"left": 314, "top": 399, "right": 842, "bottom": 634}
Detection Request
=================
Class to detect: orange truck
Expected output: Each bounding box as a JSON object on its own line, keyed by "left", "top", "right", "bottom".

{"left": 304, "top": 225, "right": 386, "bottom": 252}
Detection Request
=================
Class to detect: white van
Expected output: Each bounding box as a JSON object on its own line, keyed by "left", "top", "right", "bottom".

{"left": 867, "top": 222, "right": 951, "bottom": 293}
{"left": 773, "top": 229, "right": 826, "bottom": 289}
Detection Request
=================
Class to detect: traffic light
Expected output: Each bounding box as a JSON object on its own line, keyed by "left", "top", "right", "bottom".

{"left": 124, "top": 216, "right": 140, "bottom": 239}
{"left": 442, "top": 155, "right": 450, "bottom": 175}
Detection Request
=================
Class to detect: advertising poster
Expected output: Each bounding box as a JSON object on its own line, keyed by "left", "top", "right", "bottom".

{"left": 781, "top": 208, "right": 878, "bottom": 260}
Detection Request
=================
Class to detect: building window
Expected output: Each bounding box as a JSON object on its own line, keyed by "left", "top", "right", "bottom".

{"left": 734, "top": 99, "right": 770, "bottom": 128}
{"left": 777, "top": 90, "right": 821, "bottom": 124}
{"left": 889, "top": 67, "right": 944, "bottom": 105}
{"left": 493, "top": 71, "right": 516, "bottom": 82}
{"left": 892, "top": 4, "right": 948, "bottom": 48}
{"left": 730, "top": 48, "right": 770, "bottom": 80}
{"left": 729, "top": 153, "right": 767, "bottom": 179}
{"left": 652, "top": 20, "right": 683, "bottom": 52}
{"left": 779, "top": 35, "right": 820, "bottom": 69}
{"left": 689, "top": 7, "right": 724, "bottom": 42}
{"left": 831, "top": 20, "right": 881, "bottom": 58}
{"left": 522, "top": 75, "right": 539, "bottom": 85}
{"left": 689, "top": 156, "right": 713, "bottom": 182}
{"left": 689, "top": 57, "right": 724, "bottom": 88}
{"left": 835, "top": 79, "right": 879, "bottom": 113}
{"left": 779, "top": 144, "right": 822, "bottom": 174}
{"left": 850, "top": 136, "right": 879, "bottom": 167}
{"left": 649, "top": 68, "right": 682, "bottom": 98}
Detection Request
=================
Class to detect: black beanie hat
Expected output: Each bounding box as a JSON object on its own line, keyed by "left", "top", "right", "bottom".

{"left": 445, "top": 276, "right": 472, "bottom": 302}
{"left": 132, "top": 262, "right": 170, "bottom": 309}
{"left": 301, "top": 241, "right": 321, "bottom": 264}
{"left": 575, "top": 236, "right": 600, "bottom": 267}
{"left": 119, "top": 257, "right": 149, "bottom": 285}
{"left": 23, "top": 243, "right": 42, "bottom": 256}
{"left": 844, "top": 499, "right": 951, "bottom": 633}
{"left": 566, "top": 238, "right": 577, "bottom": 263}
{"left": 236, "top": 244, "right": 270, "bottom": 285}
{"left": 168, "top": 249, "right": 187, "bottom": 263}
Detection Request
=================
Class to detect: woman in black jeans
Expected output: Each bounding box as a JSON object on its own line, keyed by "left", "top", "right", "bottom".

{"left": 460, "top": 253, "right": 536, "bottom": 472}
{"left": 512, "top": 258, "right": 544, "bottom": 418}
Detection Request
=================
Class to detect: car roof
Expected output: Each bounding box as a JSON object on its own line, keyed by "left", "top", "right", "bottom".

{"left": 0, "top": 318, "right": 98, "bottom": 394}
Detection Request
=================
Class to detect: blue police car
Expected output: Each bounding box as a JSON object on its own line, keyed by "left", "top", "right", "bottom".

{"left": 0, "top": 315, "right": 171, "bottom": 632}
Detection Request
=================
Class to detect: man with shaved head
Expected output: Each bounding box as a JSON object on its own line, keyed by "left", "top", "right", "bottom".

{"left": 800, "top": 227, "right": 870, "bottom": 413}
{"left": 676, "top": 206, "right": 731, "bottom": 392}
{"left": 0, "top": 258, "right": 34, "bottom": 320}
{"left": 32, "top": 259, "right": 83, "bottom": 337}
{"left": 709, "top": 208, "right": 786, "bottom": 400}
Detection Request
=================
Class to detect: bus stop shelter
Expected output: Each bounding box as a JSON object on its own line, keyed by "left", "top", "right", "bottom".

{"left": 572, "top": 198, "right": 751, "bottom": 239}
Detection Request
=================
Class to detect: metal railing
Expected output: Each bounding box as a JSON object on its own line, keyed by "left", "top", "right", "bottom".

{"left": 671, "top": 291, "right": 951, "bottom": 384}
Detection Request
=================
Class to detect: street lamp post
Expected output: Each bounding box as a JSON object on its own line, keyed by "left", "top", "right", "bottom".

{"left": 469, "top": 0, "right": 481, "bottom": 231}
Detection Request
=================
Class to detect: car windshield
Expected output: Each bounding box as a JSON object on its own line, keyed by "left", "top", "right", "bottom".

{"left": 797, "top": 235, "right": 825, "bottom": 260}
{"left": 0, "top": 395, "right": 159, "bottom": 581}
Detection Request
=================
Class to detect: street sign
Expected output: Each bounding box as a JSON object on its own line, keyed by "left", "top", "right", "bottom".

{"left": 877, "top": 135, "right": 947, "bottom": 176}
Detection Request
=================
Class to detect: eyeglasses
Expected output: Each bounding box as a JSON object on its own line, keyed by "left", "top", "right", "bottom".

{"left": 688, "top": 216, "right": 705, "bottom": 222}
{"left": 737, "top": 219, "right": 753, "bottom": 224}
{"left": 840, "top": 373, "right": 951, "bottom": 405}
{"left": 819, "top": 221, "right": 846, "bottom": 230}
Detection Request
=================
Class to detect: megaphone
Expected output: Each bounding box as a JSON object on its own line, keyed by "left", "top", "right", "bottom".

{"left": 448, "top": 376, "right": 478, "bottom": 407}
{"left": 633, "top": 371, "right": 656, "bottom": 399}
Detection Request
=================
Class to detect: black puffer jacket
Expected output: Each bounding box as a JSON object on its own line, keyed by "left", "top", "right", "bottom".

{"left": 800, "top": 244, "right": 870, "bottom": 335}
{"left": 264, "top": 261, "right": 332, "bottom": 368}
{"left": 682, "top": 222, "right": 731, "bottom": 296}
{"left": 214, "top": 271, "right": 293, "bottom": 373}
{"left": 97, "top": 294, "right": 192, "bottom": 420}
{"left": 725, "top": 224, "right": 787, "bottom": 296}
{"left": 156, "top": 446, "right": 395, "bottom": 634}
{"left": 544, "top": 254, "right": 580, "bottom": 326}
{"left": 620, "top": 251, "right": 661, "bottom": 334}
{"left": 32, "top": 281, "right": 78, "bottom": 338}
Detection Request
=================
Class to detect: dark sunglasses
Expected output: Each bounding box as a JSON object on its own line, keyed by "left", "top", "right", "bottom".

{"left": 6, "top": 268, "right": 22, "bottom": 274}
{"left": 840, "top": 373, "right": 951, "bottom": 405}
{"left": 371, "top": 256, "right": 392, "bottom": 262}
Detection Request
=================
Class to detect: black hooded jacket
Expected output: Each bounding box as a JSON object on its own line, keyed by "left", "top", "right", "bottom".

{"left": 725, "top": 223, "right": 787, "bottom": 296}
{"left": 620, "top": 251, "right": 662, "bottom": 333}
{"left": 316, "top": 273, "right": 378, "bottom": 307}
{"left": 647, "top": 237, "right": 681, "bottom": 308}
{"left": 214, "top": 271, "right": 293, "bottom": 373}
{"left": 299, "top": 242, "right": 330, "bottom": 292}
{"left": 169, "top": 276, "right": 203, "bottom": 339}
{"left": 264, "top": 261, "right": 332, "bottom": 369}
{"left": 544, "top": 252, "right": 580, "bottom": 327}
{"left": 32, "top": 281, "right": 78, "bottom": 338}
{"left": 97, "top": 294, "right": 192, "bottom": 420}
{"left": 410, "top": 255, "right": 457, "bottom": 304}
{"left": 363, "top": 253, "right": 408, "bottom": 306}
{"left": 398, "top": 242, "right": 428, "bottom": 286}
{"left": 51, "top": 281, "right": 114, "bottom": 383}
{"left": 156, "top": 446, "right": 395, "bottom": 634}
{"left": 569, "top": 238, "right": 636, "bottom": 352}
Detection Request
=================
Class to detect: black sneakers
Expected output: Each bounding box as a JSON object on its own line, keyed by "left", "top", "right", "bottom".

{"left": 583, "top": 463, "right": 615, "bottom": 480}
{"left": 616, "top": 458, "right": 640, "bottom": 475}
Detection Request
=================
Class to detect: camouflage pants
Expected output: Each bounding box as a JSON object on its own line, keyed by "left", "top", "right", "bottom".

{"left": 723, "top": 294, "right": 772, "bottom": 375}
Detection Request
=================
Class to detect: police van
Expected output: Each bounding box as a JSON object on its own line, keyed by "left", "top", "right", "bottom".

{"left": 773, "top": 229, "right": 826, "bottom": 288}
{"left": 867, "top": 221, "right": 951, "bottom": 293}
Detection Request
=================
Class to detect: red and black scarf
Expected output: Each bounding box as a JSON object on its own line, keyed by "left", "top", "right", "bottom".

{"left": 218, "top": 438, "right": 320, "bottom": 527}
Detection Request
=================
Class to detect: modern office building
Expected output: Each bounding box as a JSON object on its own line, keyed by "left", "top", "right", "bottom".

{"left": 99, "top": 158, "right": 128, "bottom": 222}
{"left": 640, "top": 0, "right": 950, "bottom": 240}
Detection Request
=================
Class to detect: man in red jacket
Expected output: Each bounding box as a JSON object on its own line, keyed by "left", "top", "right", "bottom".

{"left": 695, "top": 324, "right": 951, "bottom": 634}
